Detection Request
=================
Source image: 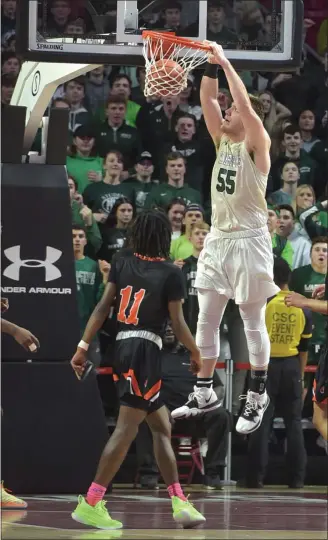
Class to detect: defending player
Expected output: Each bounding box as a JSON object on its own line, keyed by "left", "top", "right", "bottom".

{"left": 70, "top": 210, "right": 206, "bottom": 530}
{"left": 172, "top": 43, "right": 279, "bottom": 435}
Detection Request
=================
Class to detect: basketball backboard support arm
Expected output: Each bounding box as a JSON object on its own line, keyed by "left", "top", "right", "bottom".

{"left": 10, "top": 61, "right": 99, "bottom": 154}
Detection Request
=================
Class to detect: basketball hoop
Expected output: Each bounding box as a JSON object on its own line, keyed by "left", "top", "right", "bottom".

{"left": 142, "top": 31, "right": 212, "bottom": 97}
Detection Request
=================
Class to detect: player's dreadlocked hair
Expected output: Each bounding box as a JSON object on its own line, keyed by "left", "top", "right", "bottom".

{"left": 130, "top": 209, "right": 172, "bottom": 259}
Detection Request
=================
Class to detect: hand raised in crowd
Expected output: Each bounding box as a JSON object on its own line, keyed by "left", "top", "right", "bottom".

{"left": 93, "top": 212, "right": 108, "bottom": 224}
{"left": 174, "top": 259, "right": 185, "bottom": 269}
{"left": 74, "top": 192, "right": 84, "bottom": 206}
{"left": 99, "top": 260, "right": 111, "bottom": 283}
{"left": 87, "top": 170, "right": 102, "bottom": 182}
{"left": 271, "top": 73, "right": 293, "bottom": 88}
{"left": 284, "top": 292, "right": 307, "bottom": 309}
{"left": 312, "top": 284, "right": 326, "bottom": 300}
{"left": 80, "top": 204, "right": 93, "bottom": 227}
{"left": 190, "top": 348, "right": 202, "bottom": 375}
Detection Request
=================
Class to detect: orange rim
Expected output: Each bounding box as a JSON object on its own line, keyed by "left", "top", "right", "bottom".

{"left": 142, "top": 30, "right": 211, "bottom": 53}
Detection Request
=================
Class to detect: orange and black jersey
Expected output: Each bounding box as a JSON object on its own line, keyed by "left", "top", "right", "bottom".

{"left": 109, "top": 253, "right": 185, "bottom": 337}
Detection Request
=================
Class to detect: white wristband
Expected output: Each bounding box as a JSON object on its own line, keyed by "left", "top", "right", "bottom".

{"left": 78, "top": 340, "right": 89, "bottom": 351}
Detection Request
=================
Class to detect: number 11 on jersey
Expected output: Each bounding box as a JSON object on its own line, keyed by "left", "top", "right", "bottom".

{"left": 117, "top": 286, "right": 146, "bottom": 325}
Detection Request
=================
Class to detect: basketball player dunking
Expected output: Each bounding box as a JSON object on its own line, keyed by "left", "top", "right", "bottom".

{"left": 172, "top": 43, "right": 280, "bottom": 435}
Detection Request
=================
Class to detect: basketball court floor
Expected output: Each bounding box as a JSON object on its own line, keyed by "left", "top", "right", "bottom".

{"left": 2, "top": 486, "right": 327, "bottom": 540}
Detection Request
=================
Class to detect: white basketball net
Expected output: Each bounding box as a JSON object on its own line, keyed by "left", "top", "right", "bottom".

{"left": 142, "top": 35, "right": 208, "bottom": 97}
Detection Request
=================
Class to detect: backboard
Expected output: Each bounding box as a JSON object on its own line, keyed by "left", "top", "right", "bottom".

{"left": 16, "top": 0, "right": 304, "bottom": 71}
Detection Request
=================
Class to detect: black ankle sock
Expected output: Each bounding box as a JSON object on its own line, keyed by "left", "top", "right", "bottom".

{"left": 250, "top": 370, "right": 267, "bottom": 394}
{"left": 196, "top": 377, "right": 213, "bottom": 389}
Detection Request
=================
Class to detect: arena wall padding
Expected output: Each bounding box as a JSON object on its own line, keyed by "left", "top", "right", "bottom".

{"left": 46, "top": 109, "right": 70, "bottom": 165}
{"left": 1, "top": 164, "right": 80, "bottom": 362}
{"left": 1, "top": 362, "right": 109, "bottom": 494}
{"left": 1, "top": 106, "right": 26, "bottom": 164}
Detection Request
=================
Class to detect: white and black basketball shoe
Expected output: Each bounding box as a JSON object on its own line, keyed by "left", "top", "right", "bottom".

{"left": 236, "top": 390, "right": 270, "bottom": 435}
{"left": 171, "top": 386, "right": 221, "bottom": 420}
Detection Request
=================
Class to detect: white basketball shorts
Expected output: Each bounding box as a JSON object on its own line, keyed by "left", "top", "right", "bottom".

{"left": 195, "top": 226, "right": 280, "bottom": 304}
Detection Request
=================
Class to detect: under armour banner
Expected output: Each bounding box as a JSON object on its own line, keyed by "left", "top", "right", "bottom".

{"left": 1, "top": 164, "right": 80, "bottom": 361}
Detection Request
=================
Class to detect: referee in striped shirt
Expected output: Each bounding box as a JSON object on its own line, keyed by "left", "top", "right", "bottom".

{"left": 242, "top": 257, "right": 312, "bottom": 489}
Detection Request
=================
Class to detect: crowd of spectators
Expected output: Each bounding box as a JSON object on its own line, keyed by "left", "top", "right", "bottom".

{"left": 2, "top": 0, "right": 328, "bottom": 487}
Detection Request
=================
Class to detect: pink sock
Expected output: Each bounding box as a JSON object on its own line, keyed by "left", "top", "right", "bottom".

{"left": 86, "top": 482, "right": 107, "bottom": 507}
{"left": 167, "top": 482, "right": 187, "bottom": 501}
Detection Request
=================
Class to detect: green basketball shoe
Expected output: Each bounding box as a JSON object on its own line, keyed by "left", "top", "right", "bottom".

{"left": 172, "top": 496, "right": 206, "bottom": 528}
{"left": 72, "top": 496, "right": 123, "bottom": 530}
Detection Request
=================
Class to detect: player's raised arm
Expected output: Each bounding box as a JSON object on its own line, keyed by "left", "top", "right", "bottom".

{"left": 200, "top": 43, "right": 224, "bottom": 146}
{"left": 208, "top": 42, "right": 270, "bottom": 171}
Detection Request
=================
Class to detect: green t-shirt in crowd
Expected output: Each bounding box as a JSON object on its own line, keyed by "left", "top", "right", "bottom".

{"left": 146, "top": 183, "right": 202, "bottom": 210}
{"left": 82, "top": 181, "right": 135, "bottom": 214}
{"left": 170, "top": 234, "right": 193, "bottom": 261}
{"left": 123, "top": 178, "right": 158, "bottom": 213}
{"left": 75, "top": 256, "right": 105, "bottom": 335}
{"left": 181, "top": 255, "right": 199, "bottom": 336}
{"left": 66, "top": 154, "right": 104, "bottom": 193}
{"left": 289, "top": 264, "right": 326, "bottom": 344}
{"left": 272, "top": 233, "right": 294, "bottom": 268}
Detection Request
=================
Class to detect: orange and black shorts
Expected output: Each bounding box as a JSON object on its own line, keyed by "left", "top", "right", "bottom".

{"left": 113, "top": 336, "right": 163, "bottom": 413}
{"left": 312, "top": 345, "right": 328, "bottom": 405}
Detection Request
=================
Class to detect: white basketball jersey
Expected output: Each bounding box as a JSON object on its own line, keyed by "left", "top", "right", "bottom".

{"left": 211, "top": 136, "right": 268, "bottom": 232}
